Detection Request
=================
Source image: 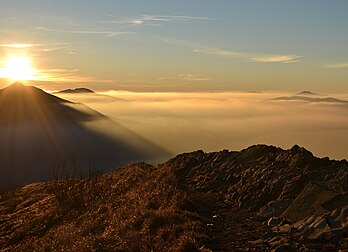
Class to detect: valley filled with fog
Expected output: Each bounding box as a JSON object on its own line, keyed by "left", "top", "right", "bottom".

{"left": 57, "top": 91, "right": 348, "bottom": 160}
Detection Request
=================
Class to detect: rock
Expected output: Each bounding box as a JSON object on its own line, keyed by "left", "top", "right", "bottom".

{"left": 281, "top": 182, "right": 339, "bottom": 223}
{"left": 332, "top": 206, "right": 348, "bottom": 228}
{"left": 298, "top": 235, "right": 307, "bottom": 242}
{"left": 272, "top": 244, "right": 297, "bottom": 252}
{"left": 167, "top": 144, "right": 348, "bottom": 249}
{"left": 312, "top": 228, "right": 345, "bottom": 242}
{"left": 311, "top": 217, "right": 328, "bottom": 229}
{"left": 327, "top": 228, "right": 345, "bottom": 242}
{"left": 326, "top": 216, "right": 341, "bottom": 228}
{"left": 339, "top": 238, "right": 348, "bottom": 250}
{"left": 279, "top": 219, "right": 292, "bottom": 226}
{"left": 278, "top": 224, "right": 292, "bottom": 233}
{"left": 342, "top": 226, "right": 348, "bottom": 236}
{"left": 250, "top": 239, "right": 264, "bottom": 245}
{"left": 239, "top": 200, "right": 255, "bottom": 209}
{"left": 264, "top": 230, "right": 277, "bottom": 238}
{"left": 259, "top": 199, "right": 292, "bottom": 219}
{"left": 268, "top": 236, "right": 289, "bottom": 247}
{"left": 268, "top": 217, "right": 282, "bottom": 226}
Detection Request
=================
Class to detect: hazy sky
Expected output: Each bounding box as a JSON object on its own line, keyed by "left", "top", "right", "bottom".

{"left": 0, "top": 1, "right": 347, "bottom": 91}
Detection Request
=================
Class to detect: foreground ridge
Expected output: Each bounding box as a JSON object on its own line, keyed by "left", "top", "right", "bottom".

{"left": 1, "top": 144, "right": 348, "bottom": 251}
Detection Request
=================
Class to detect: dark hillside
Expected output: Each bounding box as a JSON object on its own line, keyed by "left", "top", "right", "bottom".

{"left": 1, "top": 145, "right": 348, "bottom": 251}
{"left": 0, "top": 83, "right": 170, "bottom": 188}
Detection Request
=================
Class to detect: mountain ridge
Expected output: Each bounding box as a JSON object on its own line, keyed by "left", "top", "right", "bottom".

{"left": 270, "top": 95, "right": 348, "bottom": 104}
{"left": 57, "top": 87, "right": 94, "bottom": 94}
{"left": 0, "top": 82, "right": 170, "bottom": 189}
{"left": 0, "top": 82, "right": 101, "bottom": 125}
{"left": 1, "top": 144, "right": 347, "bottom": 251}
{"left": 296, "top": 91, "right": 319, "bottom": 96}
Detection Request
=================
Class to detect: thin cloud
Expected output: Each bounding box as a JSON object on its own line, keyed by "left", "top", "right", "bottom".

{"left": 103, "top": 15, "right": 213, "bottom": 26}
{"left": 129, "top": 15, "right": 212, "bottom": 25}
{"left": 66, "top": 30, "right": 133, "bottom": 37}
{"left": 35, "top": 42, "right": 75, "bottom": 54}
{"left": 0, "top": 44, "right": 35, "bottom": 48}
{"left": 162, "top": 38, "right": 302, "bottom": 64}
{"left": 158, "top": 74, "right": 212, "bottom": 82}
{"left": 193, "top": 48, "right": 245, "bottom": 57}
{"left": 13, "top": 68, "right": 114, "bottom": 84}
{"left": 178, "top": 74, "right": 212, "bottom": 81}
{"left": 37, "top": 68, "right": 96, "bottom": 82}
{"left": 36, "top": 26, "right": 133, "bottom": 38}
{"left": 35, "top": 27, "right": 51, "bottom": 32}
{"left": 251, "top": 55, "right": 302, "bottom": 63}
{"left": 38, "top": 46, "right": 68, "bottom": 52}
{"left": 193, "top": 46, "right": 301, "bottom": 63}
{"left": 0, "top": 41, "right": 76, "bottom": 55}
{"left": 327, "top": 63, "right": 348, "bottom": 69}
{"left": 0, "top": 17, "right": 19, "bottom": 22}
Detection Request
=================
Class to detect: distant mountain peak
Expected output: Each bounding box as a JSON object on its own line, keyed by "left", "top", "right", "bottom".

{"left": 6, "top": 82, "right": 27, "bottom": 90}
{"left": 270, "top": 95, "right": 348, "bottom": 104}
{"left": 1, "top": 82, "right": 70, "bottom": 105}
{"left": 58, "top": 88, "right": 94, "bottom": 94}
{"left": 296, "top": 90, "right": 318, "bottom": 96}
{"left": 11, "top": 81, "right": 25, "bottom": 86}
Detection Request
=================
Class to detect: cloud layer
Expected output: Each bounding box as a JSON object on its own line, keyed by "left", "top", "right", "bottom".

{"left": 57, "top": 91, "right": 348, "bottom": 160}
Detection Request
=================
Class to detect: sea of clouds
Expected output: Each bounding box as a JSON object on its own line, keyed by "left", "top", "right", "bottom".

{"left": 57, "top": 91, "right": 348, "bottom": 160}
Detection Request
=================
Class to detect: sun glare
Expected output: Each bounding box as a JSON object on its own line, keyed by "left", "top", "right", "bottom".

{"left": 0, "top": 56, "right": 37, "bottom": 81}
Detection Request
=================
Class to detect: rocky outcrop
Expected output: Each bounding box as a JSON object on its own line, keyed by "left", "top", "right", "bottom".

{"left": 167, "top": 144, "right": 348, "bottom": 247}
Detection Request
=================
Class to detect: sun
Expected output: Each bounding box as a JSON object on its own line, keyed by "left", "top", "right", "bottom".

{"left": 0, "top": 56, "right": 36, "bottom": 81}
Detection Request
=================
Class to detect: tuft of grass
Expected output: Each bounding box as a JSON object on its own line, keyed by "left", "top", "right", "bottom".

{"left": 175, "top": 235, "right": 201, "bottom": 252}
{"left": 147, "top": 213, "right": 170, "bottom": 234}
{"left": 48, "top": 159, "right": 105, "bottom": 212}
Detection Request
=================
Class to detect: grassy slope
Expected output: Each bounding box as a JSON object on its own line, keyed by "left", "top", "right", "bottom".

{"left": 0, "top": 163, "right": 208, "bottom": 251}
{"left": 1, "top": 144, "right": 348, "bottom": 251}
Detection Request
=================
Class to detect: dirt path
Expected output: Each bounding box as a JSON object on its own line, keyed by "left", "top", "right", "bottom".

{"left": 190, "top": 191, "right": 273, "bottom": 251}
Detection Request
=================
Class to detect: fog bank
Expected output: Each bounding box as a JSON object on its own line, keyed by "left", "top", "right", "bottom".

{"left": 57, "top": 91, "right": 348, "bottom": 160}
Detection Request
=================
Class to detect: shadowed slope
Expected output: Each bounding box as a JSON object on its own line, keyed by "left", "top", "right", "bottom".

{"left": 0, "top": 83, "right": 170, "bottom": 188}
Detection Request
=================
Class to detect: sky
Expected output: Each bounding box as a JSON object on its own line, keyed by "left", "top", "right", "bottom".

{"left": 0, "top": 0, "right": 347, "bottom": 92}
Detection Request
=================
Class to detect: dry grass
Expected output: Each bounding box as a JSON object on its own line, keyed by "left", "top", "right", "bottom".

{"left": 0, "top": 162, "right": 209, "bottom": 251}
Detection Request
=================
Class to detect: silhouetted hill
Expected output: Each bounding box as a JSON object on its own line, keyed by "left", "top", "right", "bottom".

{"left": 0, "top": 82, "right": 102, "bottom": 125}
{"left": 270, "top": 95, "right": 348, "bottom": 104}
{"left": 296, "top": 91, "right": 319, "bottom": 96}
{"left": 57, "top": 87, "right": 94, "bottom": 94}
{"left": 0, "top": 83, "right": 170, "bottom": 188}
{"left": 1, "top": 145, "right": 347, "bottom": 251}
